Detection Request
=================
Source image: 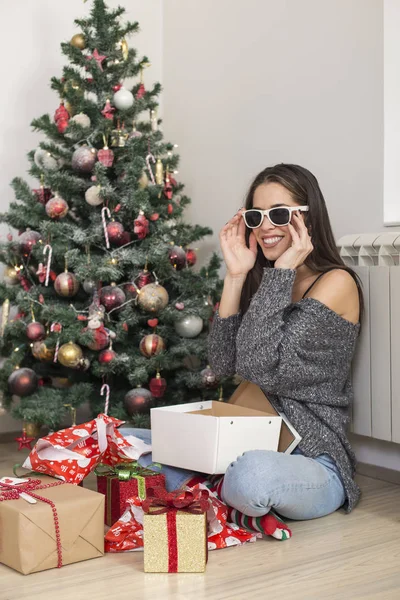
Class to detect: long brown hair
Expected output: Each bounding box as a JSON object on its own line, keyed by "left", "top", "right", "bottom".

{"left": 239, "top": 164, "right": 364, "bottom": 322}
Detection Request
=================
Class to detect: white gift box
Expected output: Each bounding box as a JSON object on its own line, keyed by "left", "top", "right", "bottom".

{"left": 151, "top": 381, "right": 301, "bottom": 474}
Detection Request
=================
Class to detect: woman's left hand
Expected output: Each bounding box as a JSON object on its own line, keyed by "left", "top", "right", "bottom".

{"left": 274, "top": 211, "right": 313, "bottom": 270}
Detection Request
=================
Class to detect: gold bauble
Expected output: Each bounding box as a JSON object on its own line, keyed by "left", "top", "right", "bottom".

{"left": 52, "top": 376, "right": 72, "bottom": 389}
{"left": 70, "top": 33, "right": 86, "bottom": 50}
{"left": 138, "top": 283, "right": 169, "bottom": 313}
{"left": 58, "top": 342, "right": 83, "bottom": 368}
{"left": 65, "top": 101, "right": 75, "bottom": 117}
{"left": 32, "top": 341, "right": 55, "bottom": 362}
{"left": 121, "top": 39, "right": 129, "bottom": 60}
{"left": 25, "top": 422, "right": 41, "bottom": 437}
{"left": 4, "top": 265, "right": 19, "bottom": 286}
{"left": 139, "top": 171, "right": 149, "bottom": 189}
{"left": 155, "top": 159, "right": 164, "bottom": 185}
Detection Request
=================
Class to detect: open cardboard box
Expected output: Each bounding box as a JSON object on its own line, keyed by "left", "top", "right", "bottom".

{"left": 228, "top": 381, "right": 300, "bottom": 454}
{"left": 151, "top": 381, "right": 301, "bottom": 474}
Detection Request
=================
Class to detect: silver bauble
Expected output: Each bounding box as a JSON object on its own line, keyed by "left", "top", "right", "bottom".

{"left": 34, "top": 148, "right": 59, "bottom": 171}
{"left": 70, "top": 113, "right": 91, "bottom": 128}
{"left": 83, "top": 279, "right": 97, "bottom": 294}
{"left": 174, "top": 315, "right": 203, "bottom": 338}
{"left": 85, "top": 185, "right": 103, "bottom": 206}
{"left": 113, "top": 88, "right": 134, "bottom": 110}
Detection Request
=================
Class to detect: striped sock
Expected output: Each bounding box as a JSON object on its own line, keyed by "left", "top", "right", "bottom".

{"left": 227, "top": 507, "right": 292, "bottom": 540}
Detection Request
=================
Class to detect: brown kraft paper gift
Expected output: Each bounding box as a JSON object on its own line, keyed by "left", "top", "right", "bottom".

{"left": 0, "top": 475, "right": 105, "bottom": 575}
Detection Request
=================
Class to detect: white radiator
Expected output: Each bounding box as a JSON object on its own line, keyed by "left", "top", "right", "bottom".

{"left": 337, "top": 233, "right": 400, "bottom": 442}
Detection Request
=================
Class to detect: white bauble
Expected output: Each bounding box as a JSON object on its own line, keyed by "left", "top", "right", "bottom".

{"left": 174, "top": 315, "right": 204, "bottom": 338}
{"left": 70, "top": 113, "right": 91, "bottom": 128}
{"left": 113, "top": 88, "right": 134, "bottom": 110}
{"left": 85, "top": 185, "right": 103, "bottom": 206}
{"left": 34, "top": 148, "right": 59, "bottom": 171}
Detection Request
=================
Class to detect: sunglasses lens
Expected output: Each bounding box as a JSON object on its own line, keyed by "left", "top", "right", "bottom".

{"left": 244, "top": 210, "right": 262, "bottom": 228}
{"left": 269, "top": 208, "right": 290, "bottom": 226}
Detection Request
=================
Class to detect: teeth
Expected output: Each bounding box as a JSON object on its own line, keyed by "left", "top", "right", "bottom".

{"left": 263, "top": 237, "right": 283, "bottom": 245}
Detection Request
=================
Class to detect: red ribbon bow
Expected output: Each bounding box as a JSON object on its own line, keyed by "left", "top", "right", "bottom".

{"left": 142, "top": 486, "right": 209, "bottom": 515}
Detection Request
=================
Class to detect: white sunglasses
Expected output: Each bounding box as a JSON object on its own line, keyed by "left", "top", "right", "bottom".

{"left": 242, "top": 206, "right": 309, "bottom": 229}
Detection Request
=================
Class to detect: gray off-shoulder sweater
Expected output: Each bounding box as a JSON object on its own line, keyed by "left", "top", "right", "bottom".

{"left": 208, "top": 268, "right": 361, "bottom": 512}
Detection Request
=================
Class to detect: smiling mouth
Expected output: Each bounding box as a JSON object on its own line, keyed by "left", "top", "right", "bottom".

{"left": 262, "top": 236, "right": 284, "bottom": 248}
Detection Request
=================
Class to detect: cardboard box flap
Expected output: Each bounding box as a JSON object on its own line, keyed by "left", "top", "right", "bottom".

{"left": 229, "top": 381, "right": 299, "bottom": 453}
{"left": 189, "top": 401, "right": 278, "bottom": 418}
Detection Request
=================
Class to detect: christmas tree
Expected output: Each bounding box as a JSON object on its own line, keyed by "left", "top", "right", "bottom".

{"left": 0, "top": 0, "right": 229, "bottom": 433}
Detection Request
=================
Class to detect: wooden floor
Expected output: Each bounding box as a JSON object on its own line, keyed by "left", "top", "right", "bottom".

{"left": 1, "top": 441, "right": 400, "bottom": 600}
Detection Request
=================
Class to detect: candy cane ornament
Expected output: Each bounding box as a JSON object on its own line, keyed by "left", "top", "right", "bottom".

{"left": 50, "top": 322, "right": 62, "bottom": 363}
{"left": 146, "top": 153, "right": 156, "bottom": 185}
{"left": 101, "top": 383, "right": 110, "bottom": 415}
{"left": 43, "top": 244, "right": 53, "bottom": 287}
{"left": 101, "top": 207, "right": 111, "bottom": 249}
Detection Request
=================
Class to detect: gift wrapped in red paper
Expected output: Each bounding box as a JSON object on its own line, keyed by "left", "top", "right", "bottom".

{"left": 96, "top": 462, "right": 165, "bottom": 526}
{"left": 22, "top": 414, "right": 151, "bottom": 484}
{"left": 105, "top": 495, "right": 144, "bottom": 553}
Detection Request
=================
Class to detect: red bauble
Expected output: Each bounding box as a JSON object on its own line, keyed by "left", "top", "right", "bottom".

{"left": 164, "top": 179, "right": 173, "bottom": 200}
{"left": 45, "top": 196, "right": 69, "bottom": 219}
{"left": 168, "top": 245, "right": 187, "bottom": 270}
{"left": 185, "top": 248, "right": 197, "bottom": 267}
{"left": 99, "top": 284, "right": 126, "bottom": 311}
{"left": 147, "top": 318, "right": 158, "bottom": 328}
{"left": 149, "top": 373, "right": 167, "bottom": 398}
{"left": 57, "top": 118, "right": 69, "bottom": 134}
{"left": 117, "top": 231, "right": 131, "bottom": 246}
{"left": 139, "top": 334, "right": 165, "bottom": 357}
{"left": 167, "top": 203, "right": 173, "bottom": 215}
{"left": 19, "top": 230, "right": 41, "bottom": 255}
{"left": 26, "top": 321, "right": 45, "bottom": 341}
{"left": 83, "top": 325, "right": 109, "bottom": 350}
{"left": 133, "top": 212, "right": 149, "bottom": 240}
{"left": 54, "top": 102, "right": 69, "bottom": 123}
{"left": 98, "top": 147, "right": 114, "bottom": 167}
{"left": 136, "top": 269, "right": 154, "bottom": 289}
{"left": 19, "top": 276, "right": 32, "bottom": 291}
{"left": 8, "top": 368, "right": 38, "bottom": 397}
{"left": 98, "top": 348, "right": 117, "bottom": 363}
{"left": 101, "top": 99, "right": 115, "bottom": 120}
{"left": 136, "top": 83, "right": 145, "bottom": 99}
{"left": 33, "top": 186, "right": 52, "bottom": 205}
{"left": 149, "top": 213, "right": 159, "bottom": 221}
{"left": 124, "top": 282, "right": 138, "bottom": 298}
{"left": 106, "top": 221, "right": 124, "bottom": 244}
{"left": 113, "top": 83, "right": 122, "bottom": 92}
{"left": 124, "top": 387, "right": 152, "bottom": 415}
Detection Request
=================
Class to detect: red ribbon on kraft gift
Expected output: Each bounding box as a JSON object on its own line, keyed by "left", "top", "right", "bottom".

{"left": 142, "top": 487, "right": 209, "bottom": 572}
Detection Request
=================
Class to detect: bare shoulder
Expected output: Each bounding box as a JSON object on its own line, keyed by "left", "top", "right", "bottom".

{"left": 308, "top": 269, "right": 360, "bottom": 324}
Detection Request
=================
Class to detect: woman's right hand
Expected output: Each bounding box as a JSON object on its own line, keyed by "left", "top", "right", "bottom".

{"left": 219, "top": 209, "right": 258, "bottom": 279}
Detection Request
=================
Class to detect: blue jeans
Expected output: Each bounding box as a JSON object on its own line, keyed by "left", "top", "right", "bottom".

{"left": 120, "top": 428, "right": 346, "bottom": 520}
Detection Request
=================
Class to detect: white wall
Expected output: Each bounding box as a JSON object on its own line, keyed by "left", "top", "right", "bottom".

{"left": 162, "top": 0, "right": 385, "bottom": 267}
{"left": 0, "top": 0, "right": 162, "bottom": 433}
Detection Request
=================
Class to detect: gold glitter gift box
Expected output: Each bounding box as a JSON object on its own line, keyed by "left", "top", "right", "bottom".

{"left": 143, "top": 487, "right": 208, "bottom": 573}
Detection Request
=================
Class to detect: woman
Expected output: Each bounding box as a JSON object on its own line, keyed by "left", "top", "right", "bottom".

{"left": 123, "top": 163, "right": 361, "bottom": 530}
{"left": 208, "top": 163, "right": 362, "bottom": 521}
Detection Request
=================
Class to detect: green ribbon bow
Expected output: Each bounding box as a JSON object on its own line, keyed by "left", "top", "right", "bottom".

{"left": 95, "top": 462, "right": 162, "bottom": 500}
